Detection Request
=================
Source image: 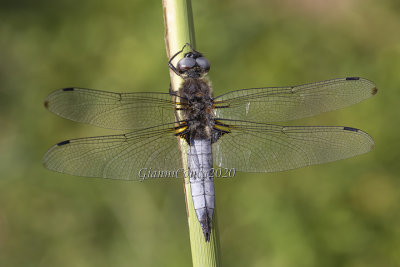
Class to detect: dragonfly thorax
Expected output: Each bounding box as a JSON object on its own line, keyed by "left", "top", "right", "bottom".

{"left": 179, "top": 78, "right": 215, "bottom": 142}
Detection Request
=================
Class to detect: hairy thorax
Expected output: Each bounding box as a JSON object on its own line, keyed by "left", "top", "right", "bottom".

{"left": 179, "top": 78, "right": 214, "bottom": 141}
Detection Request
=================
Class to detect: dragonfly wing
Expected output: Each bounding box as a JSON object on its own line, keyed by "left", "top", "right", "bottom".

{"left": 214, "top": 77, "right": 377, "bottom": 123}
{"left": 43, "top": 123, "right": 182, "bottom": 180}
{"left": 212, "top": 120, "right": 374, "bottom": 173}
{"left": 44, "top": 88, "right": 177, "bottom": 129}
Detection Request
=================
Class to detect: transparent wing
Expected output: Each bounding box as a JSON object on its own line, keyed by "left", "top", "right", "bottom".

{"left": 44, "top": 88, "right": 177, "bottom": 130}
{"left": 214, "top": 77, "right": 377, "bottom": 123}
{"left": 43, "top": 123, "right": 182, "bottom": 180}
{"left": 212, "top": 120, "right": 374, "bottom": 173}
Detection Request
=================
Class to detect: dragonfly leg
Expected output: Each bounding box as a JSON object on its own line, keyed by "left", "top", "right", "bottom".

{"left": 168, "top": 43, "right": 195, "bottom": 78}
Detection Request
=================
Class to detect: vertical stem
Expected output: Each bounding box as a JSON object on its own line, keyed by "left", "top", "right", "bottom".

{"left": 162, "top": 1, "right": 221, "bottom": 266}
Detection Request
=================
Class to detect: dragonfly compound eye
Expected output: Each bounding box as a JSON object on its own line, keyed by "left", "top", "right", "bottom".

{"left": 195, "top": 57, "right": 210, "bottom": 72}
{"left": 177, "top": 57, "right": 196, "bottom": 73}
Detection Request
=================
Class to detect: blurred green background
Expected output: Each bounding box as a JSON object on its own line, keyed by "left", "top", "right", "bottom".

{"left": 1, "top": 0, "right": 399, "bottom": 266}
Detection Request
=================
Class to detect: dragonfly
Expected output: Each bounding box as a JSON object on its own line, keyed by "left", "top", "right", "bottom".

{"left": 43, "top": 43, "right": 377, "bottom": 241}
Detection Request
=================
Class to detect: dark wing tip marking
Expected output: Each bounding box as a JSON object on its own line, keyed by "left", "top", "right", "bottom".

{"left": 57, "top": 140, "right": 71, "bottom": 146}
{"left": 62, "top": 87, "right": 75, "bottom": 91}
{"left": 346, "top": 77, "right": 360, "bottom": 81}
{"left": 44, "top": 100, "right": 49, "bottom": 109}
{"left": 343, "top": 126, "right": 359, "bottom": 132}
{"left": 372, "top": 87, "right": 378, "bottom": 95}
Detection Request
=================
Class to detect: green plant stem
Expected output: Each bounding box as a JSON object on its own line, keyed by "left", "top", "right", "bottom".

{"left": 162, "top": 1, "right": 221, "bottom": 266}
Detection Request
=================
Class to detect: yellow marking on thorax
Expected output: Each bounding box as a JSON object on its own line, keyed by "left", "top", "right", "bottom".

{"left": 175, "top": 125, "right": 188, "bottom": 134}
{"left": 213, "top": 124, "right": 231, "bottom": 133}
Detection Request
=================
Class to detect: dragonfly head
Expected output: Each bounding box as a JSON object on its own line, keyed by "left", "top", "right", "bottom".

{"left": 177, "top": 51, "right": 210, "bottom": 79}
